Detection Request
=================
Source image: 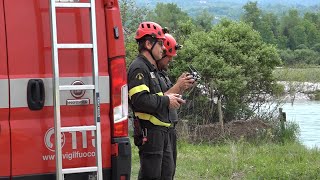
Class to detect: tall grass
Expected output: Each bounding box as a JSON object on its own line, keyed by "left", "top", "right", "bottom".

{"left": 273, "top": 67, "right": 320, "bottom": 82}
{"left": 131, "top": 140, "right": 320, "bottom": 179}
{"left": 130, "top": 113, "right": 305, "bottom": 179}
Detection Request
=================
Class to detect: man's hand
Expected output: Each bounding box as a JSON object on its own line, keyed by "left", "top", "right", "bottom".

{"left": 164, "top": 72, "right": 196, "bottom": 95}
{"left": 176, "top": 73, "right": 195, "bottom": 92}
{"left": 166, "top": 93, "right": 186, "bottom": 109}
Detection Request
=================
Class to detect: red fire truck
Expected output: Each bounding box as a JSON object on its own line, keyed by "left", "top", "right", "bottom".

{"left": 0, "top": 0, "right": 131, "bottom": 179}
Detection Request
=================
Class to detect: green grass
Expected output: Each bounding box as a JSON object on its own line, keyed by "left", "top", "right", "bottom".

{"left": 131, "top": 140, "right": 320, "bottom": 179}
{"left": 273, "top": 67, "right": 320, "bottom": 82}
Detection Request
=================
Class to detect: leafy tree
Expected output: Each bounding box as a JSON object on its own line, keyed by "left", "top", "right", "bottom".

{"left": 296, "top": 44, "right": 308, "bottom": 49}
{"left": 279, "top": 49, "right": 294, "bottom": 65}
{"left": 304, "top": 12, "right": 320, "bottom": 30}
{"left": 280, "top": 10, "right": 305, "bottom": 50}
{"left": 119, "top": 0, "right": 148, "bottom": 66}
{"left": 276, "top": 34, "right": 289, "bottom": 50}
{"left": 303, "top": 19, "right": 320, "bottom": 48}
{"left": 259, "top": 13, "right": 279, "bottom": 45}
{"left": 312, "top": 43, "right": 320, "bottom": 53}
{"left": 290, "top": 25, "right": 307, "bottom": 49}
{"left": 119, "top": 0, "right": 150, "bottom": 39}
{"left": 173, "top": 20, "right": 197, "bottom": 45}
{"left": 173, "top": 20, "right": 281, "bottom": 122}
{"left": 193, "top": 10, "right": 214, "bottom": 32}
{"left": 293, "top": 49, "right": 320, "bottom": 65}
{"left": 242, "top": 1, "right": 262, "bottom": 30}
{"left": 242, "top": 3, "right": 281, "bottom": 46}
{"left": 279, "top": 48, "right": 320, "bottom": 65}
{"left": 242, "top": 3, "right": 320, "bottom": 58}
{"left": 124, "top": 34, "right": 138, "bottom": 67}
{"left": 147, "top": 3, "right": 191, "bottom": 32}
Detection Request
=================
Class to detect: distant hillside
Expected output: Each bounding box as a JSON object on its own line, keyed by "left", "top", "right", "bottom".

{"left": 258, "top": 0, "right": 319, "bottom": 6}
{"left": 136, "top": 0, "right": 320, "bottom": 20}
{"left": 136, "top": 0, "right": 320, "bottom": 7}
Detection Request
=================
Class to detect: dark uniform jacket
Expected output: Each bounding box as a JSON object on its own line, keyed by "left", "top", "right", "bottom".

{"left": 128, "top": 55, "right": 171, "bottom": 127}
{"left": 158, "top": 71, "right": 179, "bottom": 124}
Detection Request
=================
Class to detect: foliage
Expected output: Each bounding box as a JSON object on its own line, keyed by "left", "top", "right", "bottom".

{"left": 242, "top": 2, "right": 262, "bottom": 30}
{"left": 119, "top": 0, "right": 149, "bottom": 66}
{"left": 272, "top": 83, "right": 286, "bottom": 98}
{"left": 123, "top": 1, "right": 320, "bottom": 66}
{"left": 314, "top": 90, "right": 320, "bottom": 101}
{"left": 293, "top": 49, "right": 320, "bottom": 65}
{"left": 193, "top": 10, "right": 214, "bottom": 32}
{"left": 279, "top": 47, "right": 320, "bottom": 66}
{"left": 312, "top": 43, "right": 320, "bottom": 53}
{"left": 119, "top": 0, "right": 151, "bottom": 39}
{"left": 174, "top": 20, "right": 197, "bottom": 44}
{"left": 242, "top": 2, "right": 320, "bottom": 66}
{"left": 273, "top": 67, "right": 320, "bottom": 82}
{"left": 146, "top": 3, "right": 191, "bottom": 32}
{"left": 124, "top": 36, "right": 138, "bottom": 67}
{"left": 279, "top": 49, "right": 295, "bottom": 65}
{"left": 174, "top": 20, "right": 281, "bottom": 122}
{"left": 271, "top": 120, "right": 301, "bottom": 144}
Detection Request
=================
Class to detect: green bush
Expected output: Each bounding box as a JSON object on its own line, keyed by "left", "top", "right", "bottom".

{"left": 272, "top": 120, "right": 300, "bottom": 144}
{"left": 314, "top": 90, "right": 320, "bottom": 101}
{"left": 272, "top": 83, "right": 285, "bottom": 97}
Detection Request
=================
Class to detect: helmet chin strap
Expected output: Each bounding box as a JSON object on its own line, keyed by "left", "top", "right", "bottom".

{"left": 156, "top": 54, "right": 167, "bottom": 71}
{"left": 148, "top": 41, "right": 160, "bottom": 61}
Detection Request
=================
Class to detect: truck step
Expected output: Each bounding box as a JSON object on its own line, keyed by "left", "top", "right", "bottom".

{"left": 59, "top": 85, "right": 95, "bottom": 91}
{"left": 57, "top": 43, "right": 93, "bottom": 49}
{"left": 55, "top": 2, "right": 91, "bottom": 8}
{"left": 61, "top": 126, "right": 97, "bottom": 132}
{"left": 62, "top": 166, "right": 98, "bottom": 174}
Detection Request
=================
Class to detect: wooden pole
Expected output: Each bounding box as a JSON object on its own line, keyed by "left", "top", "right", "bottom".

{"left": 279, "top": 108, "right": 286, "bottom": 143}
{"left": 218, "top": 96, "right": 224, "bottom": 135}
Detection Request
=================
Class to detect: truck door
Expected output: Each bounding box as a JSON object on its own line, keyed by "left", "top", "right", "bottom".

{"left": 4, "top": 0, "right": 112, "bottom": 179}
{"left": 0, "top": 1, "right": 10, "bottom": 179}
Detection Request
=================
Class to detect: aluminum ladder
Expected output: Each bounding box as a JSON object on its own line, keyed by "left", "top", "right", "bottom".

{"left": 49, "top": 0, "right": 103, "bottom": 179}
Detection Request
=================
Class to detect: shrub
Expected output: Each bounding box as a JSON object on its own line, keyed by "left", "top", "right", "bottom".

{"left": 314, "top": 90, "right": 320, "bottom": 101}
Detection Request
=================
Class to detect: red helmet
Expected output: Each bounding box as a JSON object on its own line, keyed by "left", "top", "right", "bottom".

{"left": 164, "top": 34, "right": 182, "bottom": 57}
{"left": 135, "top": 22, "right": 165, "bottom": 40}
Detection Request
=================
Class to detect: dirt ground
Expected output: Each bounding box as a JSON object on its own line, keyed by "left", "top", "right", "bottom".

{"left": 176, "top": 119, "right": 272, "bottom": 143}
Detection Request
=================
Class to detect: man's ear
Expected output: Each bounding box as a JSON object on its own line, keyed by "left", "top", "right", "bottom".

{"left": 145, "top": 40, "right": 153, "bottom": 50}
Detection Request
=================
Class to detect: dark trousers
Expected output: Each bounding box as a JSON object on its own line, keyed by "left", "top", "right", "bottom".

{"left": 138, "top": 128, "right": 174, "bottom": 180}
{"left": 168, "top": 128, "right": 177, "bottom": 178}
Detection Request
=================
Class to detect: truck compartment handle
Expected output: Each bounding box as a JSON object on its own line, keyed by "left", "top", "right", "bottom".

{"left": 27, "top": 79, "right": 45, "bottom": 110}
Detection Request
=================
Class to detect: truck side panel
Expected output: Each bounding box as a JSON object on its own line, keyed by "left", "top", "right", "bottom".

{"left": 0, "top": 0, "right": 10, "bottom": 179}
{"left": 4, "top": 0, "right": 113, "bottom": 179}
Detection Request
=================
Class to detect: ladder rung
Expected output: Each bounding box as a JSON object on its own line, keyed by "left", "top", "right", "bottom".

{"left": 55, "top": 2, "right": 91, "bottom": 8}
{"left": 59, "top": 85, "right": 95, "bottom": 91}
{"left": 62, "top": 166, "right": 98, "bottom": 174}
{"left": 57, "top": 43, "right": 93, "bottom": 49}
{"left": 61, "top": 126, "right": 97, "bottom": 132}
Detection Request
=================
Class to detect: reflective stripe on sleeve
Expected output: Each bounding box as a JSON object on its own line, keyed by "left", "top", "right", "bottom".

{"left": 156, "top": 92, "right": 164, "bottom": 96}
{"left": 129, "top": 84, "right": 150, "bottom": 99}
{"left": 135, "top": 112, "right": 171, "bottom": 127}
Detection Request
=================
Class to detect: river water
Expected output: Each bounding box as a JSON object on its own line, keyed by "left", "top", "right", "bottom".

{"left": 281, "top": 101, "right": 320, "bottom": 148}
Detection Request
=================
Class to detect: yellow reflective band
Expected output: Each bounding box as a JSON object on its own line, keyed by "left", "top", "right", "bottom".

{"left": 135, "top": 112, "right": 171, "bottom": 127}
{"left": 156, "top": 92, "right": 164, "bottom": 96}
{"left": 129, "top": 84, "right": 150, "bottom": 99}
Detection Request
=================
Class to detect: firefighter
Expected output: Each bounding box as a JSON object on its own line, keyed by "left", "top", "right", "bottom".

{"left": 157, "top": 33, "right": 195, "bottom": 178}
{"left": 128, "top": 22, "right": 185, "bottom": 180}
